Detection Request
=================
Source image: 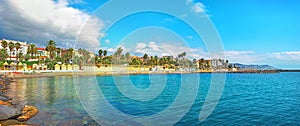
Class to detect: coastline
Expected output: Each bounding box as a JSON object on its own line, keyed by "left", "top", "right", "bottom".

{"left": 0, "top": 75, "right": 38, "bottom": 125}
{"left": 4, "top": 69, "right": 283, "bottom": 79}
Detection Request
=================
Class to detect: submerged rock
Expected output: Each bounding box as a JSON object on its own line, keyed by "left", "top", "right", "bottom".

{"left": 17, "top": 105, "right": 39, "bottom": 122}
{"left": 0, "top": 105, "right": 22, "bottom": 121}
{"left": 0, "top": 100, "right": 11, "bottom": 106}
{"left": 0, "top": 119, "right": 25, "bottom": 125}
{"left": 57, "top": 119, "right": 83, "bottom": 126}
{"left": 0, "top": 95, "right": 11, "bottom": 102}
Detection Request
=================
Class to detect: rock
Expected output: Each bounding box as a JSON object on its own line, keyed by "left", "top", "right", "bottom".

{"left": 0, "top": 95, "right": 11, "bottom": 102}
{"left": 14, "top": 101, "right": 26, "bottom": 112}
{"left": 0, "top": 100, "right": 11, "bottom": 106}
{"left": 0, "top": 119, "right": 24, "bottom": 126}
{"left": 57, "top": 119, "right": 83, "bottom": 126}
{"left": 17, "top": 105, "right": 39, "bottom": 122}
{"left": 0, "top": 105, "right": 22, "bottom": 121}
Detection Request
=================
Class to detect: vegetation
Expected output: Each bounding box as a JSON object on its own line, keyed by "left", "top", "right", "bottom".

{"left": 0, "top": 39, "right": 230, "bottom": 71}
{"left": 46, "top": 40, "right": 56, "bottom": 60}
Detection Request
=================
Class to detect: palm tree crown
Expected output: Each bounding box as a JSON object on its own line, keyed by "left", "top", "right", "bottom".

{"left": 46, "top": 40, "right": 56, "bottom": 60}
{"left": 8, "top": 42, "right": 15, "bottom": 60}
{"left": 1, "top": 40, "right": 8, "bottom": 49}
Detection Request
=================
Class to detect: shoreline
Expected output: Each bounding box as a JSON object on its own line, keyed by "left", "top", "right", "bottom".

{"left": 3, "top": 69, "right": 287, "bottom": 79}
{"left": 0, "top": 75, "right": 38, "bottom": 125}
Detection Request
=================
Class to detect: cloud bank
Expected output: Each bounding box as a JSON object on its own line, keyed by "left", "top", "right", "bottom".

{"left": 0, "top": 0, "right": 103, "bottom": 50}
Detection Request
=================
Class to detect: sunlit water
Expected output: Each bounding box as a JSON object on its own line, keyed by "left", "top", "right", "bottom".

{"left": 6, "top": 72, "right": 300, "bottom": 125}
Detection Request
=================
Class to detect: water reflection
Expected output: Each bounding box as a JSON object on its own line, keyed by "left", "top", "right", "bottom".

{"left": 6, "top": 76, "right": 98, "bottom": 125}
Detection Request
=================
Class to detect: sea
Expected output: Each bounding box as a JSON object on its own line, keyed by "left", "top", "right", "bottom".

{"left": 6, "top": 72, "right": 300, "bottom": 125}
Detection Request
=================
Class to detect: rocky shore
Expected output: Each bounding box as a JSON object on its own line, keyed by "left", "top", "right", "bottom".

{"left": 0, "top": 74, "right": 39, "bottom": 125}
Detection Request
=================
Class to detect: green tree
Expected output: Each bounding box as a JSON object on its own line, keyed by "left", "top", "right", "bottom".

{"left": 198, "top": 58, "right": 205, "bottom": 70}
{"left": 103, "top": 50, "right": 107, "bottom": 57}
{"left": 56, "top": 47, "right": 61, "bottom": 57}
{"left": 45, "top": 40, "right": 56, "bottom": 60}
{"left": 98, "top": 49, "right": 103, "bottom": 58}
{"left": 27, "top": 44, "right": 37, "bottom": 58}
{"left": 55, "top": 56, "right": 62, "bottom": 62}
{"left": 1, "top": 40, "right": 8, "bottom": 49}
{"left": 24, "top": 54, "right": 30, "bottom": 61}
{"left": 113, "top": 47, "right": 123, "bottom": 64}
{"left": 125, "top": 52, "right": 131, "bottom": 63}
{"left": 8, "top": 42, "right": 15, "bottom": 60}
{"left": 17, "top": 52, "right": 23, "bottom": 62}
{"left": 103, "top": 56, "right": 112, "bottom": 65}
{"left": 68, "top": 48, "right": 74, "bottom": 63}
{"left": 154, "top": 55, "right": 159, "bottom": 66}
{"left": 0, "top": 49, "right": 8, "bottom": 61}
{"left": 15, "top": 42, "right": 21, "bottom": 61}
{"left": 143, "top": 53, "right": 149, "bottom": 65}
{"left": 228, "top": 64, "right": 233, "bottom": 70}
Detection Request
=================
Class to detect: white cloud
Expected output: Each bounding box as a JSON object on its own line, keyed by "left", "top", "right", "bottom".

{"left": 186, "top": 0, "right": 193, "bottom": 4}
{"left": 192, "top": 2, "right": 206, "bottom": 13}
{"left": 136, "top": 43, "right": 147, "bottom": 49}
{"left": 148, "top": 41, "right": 160, "bottom": 51}
{"left": 131, "top": 41, "right": 205, "bottom": 59}
{"left": 105, "top": 39, "right": 110, "bottom": 44}
{"left": 223, "top": 50, "right": 300, "bottom": 69}
{"left": 0, "top": 0, "right": 104, "bottom": 50}
{"left": 271, "top": 51, "right": 300, "bottom": 61}
{"left": 107, "top": 48, "right": 114, "bottom": 53}
{"left": 224, "top": 51, "right": 263, "bottom": 64}
{"left": 186, "top": 0, "right": 207, "bottom": 13}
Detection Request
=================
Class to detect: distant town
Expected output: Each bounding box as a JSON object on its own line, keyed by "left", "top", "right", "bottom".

{"left": 0, "top": 39, "right": 276, "bottom": 73}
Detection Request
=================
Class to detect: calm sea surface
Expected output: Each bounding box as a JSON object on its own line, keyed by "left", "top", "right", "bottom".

{"left": 6, "top": 72, "right": 300, "bottom": 125}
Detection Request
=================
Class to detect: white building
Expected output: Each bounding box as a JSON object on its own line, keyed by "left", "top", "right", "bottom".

{"left": 210, "top": 59, "right": 228, "bottom": 69}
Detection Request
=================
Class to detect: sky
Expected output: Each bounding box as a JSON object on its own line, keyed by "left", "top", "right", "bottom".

{"left": 0, "top": 0, "right": 299, "bottom": 69}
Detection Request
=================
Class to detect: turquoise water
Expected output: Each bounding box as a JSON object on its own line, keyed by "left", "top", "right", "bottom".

{"left": 7, "top": 72, "right": 300, "bottom": 125}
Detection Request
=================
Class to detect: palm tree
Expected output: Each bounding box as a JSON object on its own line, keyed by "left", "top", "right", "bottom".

{"left": 45, "top": 40, "right": 56, "bottom": 60}
{"left": 0, "top": 49, "right": 8, "bottom": 61}
{"left": 149, "top": 56, "right": 154, "bottom": 67}
{"left": 98, "top": 49, "right": 103, "bottom": 58}
{"left": 27, "top": 44, "right": 37, "bottom": 58}
{"left": 1, "top": 40, "right": 8, "bottom": 49}
{"left": 143, "top": 53, "right": 149, "bottom": 65}
{"left": 17, "top": 52, "right": 23, "bottom": 62}
{"left": 125, "top": 52, "right": 131, "bottom": 63}
{"left": 68, "top": 48, "right": 74, "bottom": 63}
{"left": 103, "top": 50, "right": 107, "bottom": 57}
{"left": 113, "top": 47, "right": 123, "bottom": 64}
{"left": 56, "top": 47, "right": 61, "bottom": 57}
{"left": 8, "top": 42, "right": 15, "bottom": 60}
{"left": 15, "top": 42, "right": 21, "bottom": 61}
{"left": 154, "top": 55, "right": 158, "bottom": 66}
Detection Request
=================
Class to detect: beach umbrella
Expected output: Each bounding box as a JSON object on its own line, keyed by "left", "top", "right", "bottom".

{"left": 18, "top": 62, "right": 22, "bottom": 66}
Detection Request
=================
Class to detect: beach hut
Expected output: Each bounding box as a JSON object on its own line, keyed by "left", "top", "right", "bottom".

{"left": 32, "top": 64, "right": 38, "bottom": 70}
{"left": 18, "top": 62, "right": 23, "bottom": 70}
{"left": 72, "top": 64, "right": 79, "bottom": 71}
{"left": 55, "top": 64, "right": 61, "bottom": 71}
{"left": 67, "top": 64, "right": 72, "bottom": 70}
{"left": 43, "top": 65, "right": 47, "bottom": 70}
{"left": 23, "top": 63, "right": 27, "bottom": 71}
{"left": 10, "top": 62, "right": 16, "bottom": 70}
{"left": 61, "top": 64, "right": 67, "bottom": 70}
{"left": 3, "top": 62, "right": 8, "bottom": 70}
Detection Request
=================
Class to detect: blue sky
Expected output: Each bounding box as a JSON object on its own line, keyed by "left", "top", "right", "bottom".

{"left": 0, "top": 0, "right": 299, "bottom": 69}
